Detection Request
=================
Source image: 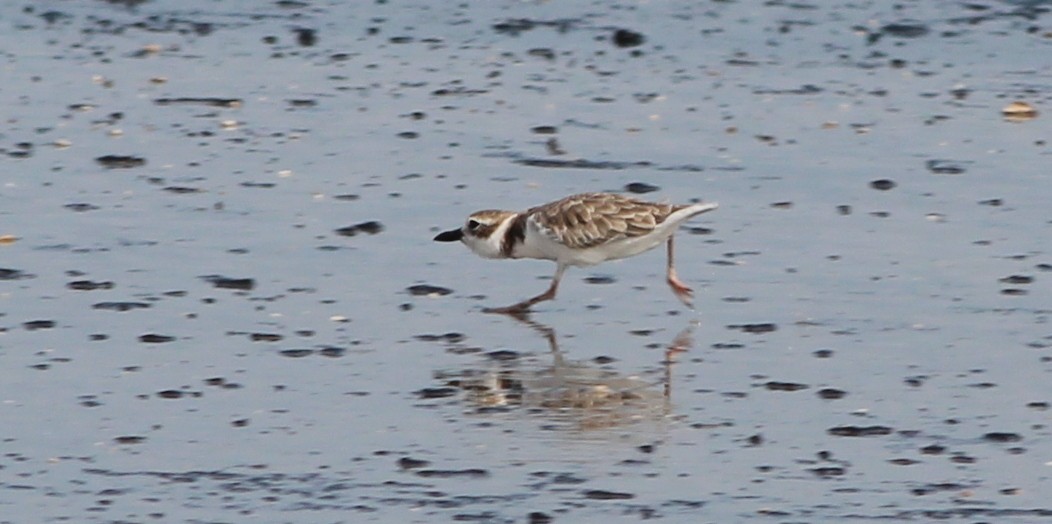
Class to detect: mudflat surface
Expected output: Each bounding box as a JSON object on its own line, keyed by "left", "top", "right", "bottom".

{"left": 1, "top": 1, "right": 1050, "bottom": 522}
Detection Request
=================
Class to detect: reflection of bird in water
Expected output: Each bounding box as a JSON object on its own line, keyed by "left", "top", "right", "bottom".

{"left": 433, "top": 314, "right": 697, "bottom": 431}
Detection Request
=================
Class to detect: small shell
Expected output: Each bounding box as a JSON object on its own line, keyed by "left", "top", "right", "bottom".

{"left": 1002, "top": 101, "right": 1038, "bottom": 122}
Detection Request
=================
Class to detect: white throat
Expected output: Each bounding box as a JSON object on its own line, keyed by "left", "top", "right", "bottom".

{"left": 466, "top": 215, "right": 515, "bottom": 259}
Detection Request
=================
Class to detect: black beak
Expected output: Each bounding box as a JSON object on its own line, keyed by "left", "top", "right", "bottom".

{"left": 433, "top": 228, "right": 464, "bottom": 242}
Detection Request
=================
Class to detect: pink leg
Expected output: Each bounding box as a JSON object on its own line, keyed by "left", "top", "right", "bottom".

{"left": 485, "top": 264, "right": 567, "bottom": 315}
{"left": 666, "top": 236, "right": 694, "bottom": 307}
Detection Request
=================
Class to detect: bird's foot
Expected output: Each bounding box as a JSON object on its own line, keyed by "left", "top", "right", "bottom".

{"left": 667, "top": 274, "right": 694, "bottom": 308}
{"left": 484, "top": 287, "right": 557, "bottom": 316}
{"left": 483, "top": 303, "right": 534, "bottom": 317}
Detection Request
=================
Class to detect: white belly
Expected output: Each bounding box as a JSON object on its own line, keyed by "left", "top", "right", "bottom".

{"left": 514, "top": 222, "right": 673, "bottom": 267}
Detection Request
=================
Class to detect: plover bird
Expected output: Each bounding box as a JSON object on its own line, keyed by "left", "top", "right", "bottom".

{"left": 434, "top": 192, "right": 718, "bottom": 314}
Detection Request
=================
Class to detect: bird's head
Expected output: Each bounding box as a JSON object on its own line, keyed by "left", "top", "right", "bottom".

{"left": 433, "top": 210, "right": 517, "bottom": 259}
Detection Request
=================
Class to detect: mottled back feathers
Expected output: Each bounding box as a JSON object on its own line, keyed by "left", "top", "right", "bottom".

{"left": 528, "top": 193, "right": 686, "bottom": 249}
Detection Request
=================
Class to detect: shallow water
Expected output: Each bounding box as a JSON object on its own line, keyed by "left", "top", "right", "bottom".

{"left": 1, "top": 1, "right": 1050, "bottom": 522}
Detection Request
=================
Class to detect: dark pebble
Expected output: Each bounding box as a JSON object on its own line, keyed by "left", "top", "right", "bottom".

{"left": 139, "top": 334, "right": 175, "bottom": 343}
{"left": 154, "top": 97, "right": 242, "bottom": 108}
{"left": 492, "top": 18, "right": 542, "bottom": 36}
{"left": 978, "top": 198, "right": 1003, "bottom": 206}
{"left": 163, "top": 186, "right": 203, "bottom": 194}
{"left": 765, "top": 381, "right": 808, "bottom": 391}
{"left": 904, "top": 376, "right": 926, "bottom": 387}
{"left": 528, "top": 512, "right": 554, "bottom": 524}
{"left": 93, "top": 302, "right": 150, "bottom": 312}
{"left": 528, "top": 47, "right": 555, "bottom": 60}
{"left": 1001, "top": 288, "right": 1027, "bottom": 296}
{"left": 397, "top": 457, "right": 431, "bottom": 470}
{"left": 0, "top": 268, "right": 33, "bottom": 280}
{"left": 354, "top": 221, "right": 384, "bottom": 234}
{"left": 711, "top": 343, "right": 744, "bottom": 350}
{"left": 612, "top": 28, "right": 644, "bottom": 48}
{"left": 24, "top": 320, "right": 56, "bottom": 330}
{"left": 65, "top": 203, "right": 100, "bottom": 212}
{"left": 582, "top": 489, "right": 635, "bottom": 500}
{"left": 817, "top": 388, "right": 846, "bottom": 399}
{"left": 250, "top": 333, "right": 283, "bottom": 342}
{"left": 95, "top": 155, "right": 146, "bottom": 169}
{"left": 925, "top": 159, "right": 968, "bottom": 174}
{"left": 999, "top": 275, "right": 1033, "bottom": 284}
{"left": 624, "top": 182, "right": 659, "bottom": 194}
{"left": 68, "top": 280, "right": 114, "bottom": 290}
{"left": 318, "top": 347, "right": 346, "bottom": 357}
{"left": 415, "top": 332, "right": 465, "bottom": 343}
{"left": 584, "top": 275, "right": 615, "bottom": 284}
{"left": 157, "top": 390, "right": 184, "bottom": 399}
{"left": 870, "top": 179, "right": 896, "bottom": 190}
{"left": 728, "top": 323, "right": 778, "bottom": 334}
{"left": 204, "top": 276, "right": 256, "bottom": 290}
{"left": 294, "top": 27, "right": 316, "bottom": 46}
{"left": 810, "top": 467, "right": 845, "bottom": 477}
{"left": 770, "top": 201, "right": 793, "bottom": 209}
{"left": 485, "top": 350, "right": 521, "bottom": 361}
{"left": 232, "top": 418, "right": 250, "bottom": 427}
{"left": 920, "top": 444, "right": 946, "bottom": 455}
{"left": 416, "top": 468, "right": 489, "bottom": 479}
{"left": 80, "top": 397, "right": 102, "bottom": 408}
{"left": 279, "top": 349, "right": 314, "bottom": 358}
{"left": 827, "top": 425, "right": 893, "bottom": 437}
{"left": 515, "top": 158, "right": 651, "bottom": 170}
{"left": 881, "top": 22, "right": 930, "bottom": 38}
{"left": 335, "top": 221, "right": 384, "bottom": 236}
{"left": 950, "top": 454, "right": 975, "bottom": 464}
{"left": 911, "top": 483, "right": 965, "bottom": 496}
{"left": 416, "top": 387, "right": 458, "bottom": 399}
{"left": 813, "top": 349, "right": 834, "bottom": 358}
{"left": 531, "top": 126, "right": 557, "bottom": 134}
{"left": 836, "top": 205, "right": 852, "bottom": 215}
{"left": 407, "top": 284, "right": 453, "bottom": 296}
{"left": 396, "top": 131, "right": 419, "bottom": 139}
{"left": 983, "top": 432, "right": 1022, "bottom": 443}
{"left": 113, "top": 436, "right": 146, "bottom": 445}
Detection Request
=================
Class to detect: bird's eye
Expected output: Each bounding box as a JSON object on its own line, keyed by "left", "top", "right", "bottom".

{"left": 467, "top": 219, "right": 481, "bottom": 231}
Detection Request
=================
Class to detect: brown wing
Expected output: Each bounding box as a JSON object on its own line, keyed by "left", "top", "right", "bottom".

{"left": 529, "top": 193, "right": 684, "bottom": 249}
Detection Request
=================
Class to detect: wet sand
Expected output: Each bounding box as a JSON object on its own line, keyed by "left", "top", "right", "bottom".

{"left": 1, "top": 1, "right": 1050, "bottom": 522}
